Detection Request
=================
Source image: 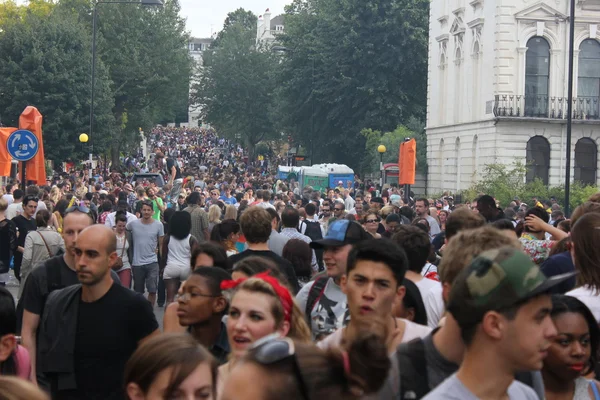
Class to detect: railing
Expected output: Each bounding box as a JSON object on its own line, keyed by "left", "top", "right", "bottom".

{"left": 493, "top": 94, "right": 600, "bottom": 120}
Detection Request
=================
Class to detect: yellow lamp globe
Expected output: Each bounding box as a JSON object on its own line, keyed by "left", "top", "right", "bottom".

{"left": 377, "top": 144, "right": 386, "bottom": 154}
{"left": 79, "top": 133, "right": 89, "bottom": 143}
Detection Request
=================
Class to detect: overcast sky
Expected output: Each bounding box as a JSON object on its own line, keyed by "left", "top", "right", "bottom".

{"left": 179, "top": 0, "right": 289, "bottom": 38}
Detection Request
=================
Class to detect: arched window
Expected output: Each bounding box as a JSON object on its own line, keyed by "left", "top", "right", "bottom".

{"left": 454, "top": 47, "right": 462, "bottom": 123}
{"left": 526, "top": 136, "right": 550, "bottom": 184}
{"left": 472, "top": 42, "right": 480, "bottom": 120}
{"left": 439, "top": 139, "right": 445, "bottom": 189}
{"left": 574, "top": 138, "right": 597, "bottom": 185}
{"left": 578, "top": 39, "right": 600, "bottom": 119}
{"left": 525, "top": 37, "right": 550, "bottom": 117}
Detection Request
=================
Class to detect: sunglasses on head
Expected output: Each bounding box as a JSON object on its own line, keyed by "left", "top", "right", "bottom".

{"left": 250, "top": 335, "right": 310, "bottom": 400}
{"left": 65, "top": 205, "right": 90, "bottom": 214}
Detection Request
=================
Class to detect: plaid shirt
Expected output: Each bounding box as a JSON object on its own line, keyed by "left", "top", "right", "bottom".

{"left": 280, "top": 228, "right": 318, "bottom": 272}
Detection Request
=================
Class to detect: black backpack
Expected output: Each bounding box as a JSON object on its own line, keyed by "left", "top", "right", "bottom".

{"left": 304, "top": 276, "right": 328, "bottom": 326}
{"left": 396, "top": 338, "right": 430, "bottom": 399}
{"left": 301, "top": 220, "right": 324, "bottom": 271}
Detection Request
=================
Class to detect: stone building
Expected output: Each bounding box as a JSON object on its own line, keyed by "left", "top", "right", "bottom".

{"left": 426, "top": 0, "right": 600, "bottom": 194}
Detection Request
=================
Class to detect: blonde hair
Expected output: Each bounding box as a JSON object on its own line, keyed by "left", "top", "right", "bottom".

{"left": 0, "top": 198, "right": 7, "bottom": 212}
{"left": 231, "top": 277, "right": 311, "bottom": 343}
{"left": 208, "top": 205, "right": 221, "bottom": 224}
{"left": 49, "top": 187, "right": 62, "bottom": 204}
{"left": 0, "top": 376, "right": 49, "bottom": 400}
{"left": 224, "top": 204, "right": 237, "bottom": 220}
{"left": 438, "top": 226, "right": 520, "bottom": 285}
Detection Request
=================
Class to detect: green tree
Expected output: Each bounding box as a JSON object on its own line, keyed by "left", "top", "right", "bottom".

{"left": 211, "top": 8, "right": 257, "bottom": 48}
{"left": 91, "top": 0, "right": 192, "bottom": 164}
{"left": 0, "top": 9, "right": 114, "bottom": 164}
{"left": 191, "top": 13, "right": 280, "bottom": 157}
{"left": 275, "top": 0, "right": 429, "bottom": 168}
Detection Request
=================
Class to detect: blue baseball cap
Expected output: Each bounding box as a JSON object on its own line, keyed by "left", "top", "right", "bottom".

{"left": 310, "top": 220, "right": 371, "bottom": 249}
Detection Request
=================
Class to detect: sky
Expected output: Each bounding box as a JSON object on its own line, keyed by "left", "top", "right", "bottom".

{"left": 179, "top": 0, "right": 289, "bottom": 38}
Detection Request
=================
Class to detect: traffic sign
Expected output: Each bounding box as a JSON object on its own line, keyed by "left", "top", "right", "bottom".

{"left": 7, "top": 129, "right": 39, "bottom": 162}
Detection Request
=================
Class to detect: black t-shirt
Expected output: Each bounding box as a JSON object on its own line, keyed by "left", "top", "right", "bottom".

{"left": 13, "top": 214, "right": 36, "bottom": 250}
{"left": 166, "top": 158, "right": 182, "bottom": 180}
{"left": 229, "top": 250, "right": 300, "bottom": 294}
{"left": 22, "top": 255, "right": 122, "bottom": 316}
{"left": 54, "top": 284, "right": 158, "bottom": 399}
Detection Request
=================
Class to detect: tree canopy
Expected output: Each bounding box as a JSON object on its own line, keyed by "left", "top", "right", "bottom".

{"left": 191, "top": 9, "right": 280, "bottom": 157}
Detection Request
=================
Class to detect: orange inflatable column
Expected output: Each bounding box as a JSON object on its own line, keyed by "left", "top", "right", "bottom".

{"left": 0, "top": 128, "right": 17, "bottom": 178}
{"left": 19, "top": 106, "right": 46, "bottom": 184}
{"left": 399, "top": 138, "right": 416, "bottom": 185}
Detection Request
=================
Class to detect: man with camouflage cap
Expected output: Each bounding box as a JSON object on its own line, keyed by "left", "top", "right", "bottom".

{"left": 423, "top": 247, "right": 575, "bottom": 400}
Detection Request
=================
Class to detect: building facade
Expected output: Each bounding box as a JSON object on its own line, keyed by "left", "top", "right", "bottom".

{"left": 426, "top": 0, "right": 600, "bottom": 194}
{"left": 187, "top": 37, "right": 213, "bottom": 127}
{"left": 256, "top": 8, "right": 285, "bottom": 46}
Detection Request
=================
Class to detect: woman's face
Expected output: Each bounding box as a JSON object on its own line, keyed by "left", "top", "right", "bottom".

{"left": 543, "top": 312, "right": 592, "bottom": 380}
{"left": 439, "top": 212, "right": 447, "bottom": 223}
{"left": 227, "top": 290, "right": 284, "bottom": 358}
{"left": 134, "top": 363, "right": 214, "bottom": 400}
{"left": 364, "top": 214, "right": 379, "bottom": 232}
{"left": 115, "top": 221, "right": 126, "bottom": 234}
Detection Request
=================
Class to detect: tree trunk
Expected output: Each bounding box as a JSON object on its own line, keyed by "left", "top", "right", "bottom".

{"left": 111, "top": 141, "right": 121, "bottom": 167}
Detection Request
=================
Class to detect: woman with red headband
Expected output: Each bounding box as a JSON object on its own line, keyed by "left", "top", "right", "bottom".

{"left": 218, "top": 271, "right": 311, "bottom": 393}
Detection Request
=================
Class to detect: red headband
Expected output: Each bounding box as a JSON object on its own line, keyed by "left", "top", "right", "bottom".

{"left": 221, "top": 271, "right": 293, "bottom": 323}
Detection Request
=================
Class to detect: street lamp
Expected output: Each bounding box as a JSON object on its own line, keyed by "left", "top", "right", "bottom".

{"left": 564, "top": 0, "right": 576, "bottom": 216}
{"left": 79, "top": 133, "right": 92, "bottom": 173}
{"left": 377, "top": 144, "right": 386, "bottom": 189}
{"left": 88, "top": 0, "right": 163, "bottom": 179}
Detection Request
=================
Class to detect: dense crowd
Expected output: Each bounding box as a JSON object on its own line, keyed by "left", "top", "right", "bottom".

{"left": 0, "top": 126, "right": 598, "bottom": 400}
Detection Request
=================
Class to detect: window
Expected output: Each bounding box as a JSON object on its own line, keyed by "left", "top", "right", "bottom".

{"left": 526, "top": 136, "right": 550, "bottom": 184}
{"left": 578, "top": 39, "right": 600, "bottom": 119}
{"left": 574, "top": 138, "right": 597, "bottom": 185}
{"left": 525, "top": 37, "right": 550, "bottom": 117}
{"left": 276, "top": 25, "right": 284, "bottom": 31}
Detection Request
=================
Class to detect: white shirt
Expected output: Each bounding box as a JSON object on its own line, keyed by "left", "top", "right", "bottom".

{"left": 2, "top": 194, "right": 13, "bottom": 206}
{"left": 6, "top": 201, "right": 22, "bottom": 220}
{"left": 423, "top": 284, "right": 445, "bottom": 328}
{"left": 104, "top": 211, "right": 138, "bottom": 228}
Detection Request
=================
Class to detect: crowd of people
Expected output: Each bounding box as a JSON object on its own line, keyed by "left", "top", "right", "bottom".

{"left": 0, "top": 125, "right": 599, "bottom": 400}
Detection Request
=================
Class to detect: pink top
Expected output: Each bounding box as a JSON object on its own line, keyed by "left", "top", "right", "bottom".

{"left": 14, "top": 345, "right": 31, "bottom": 380}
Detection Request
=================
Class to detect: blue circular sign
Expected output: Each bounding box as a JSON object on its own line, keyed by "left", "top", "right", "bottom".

{"left": 7, "top": 130, "right": 39, "bottom": 162}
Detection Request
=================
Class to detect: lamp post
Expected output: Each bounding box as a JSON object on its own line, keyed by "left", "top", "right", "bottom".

{"left": 89, "top": 0, "right": 163, "bottom": 180}
{"left": 377, "top": 144, "right": 386, "bottom": 189}
{"left": 564, "top": 0, "right": 576, "bottom": 216}
{"left": 79, "top": 133, "right": 92, "bottom": 174}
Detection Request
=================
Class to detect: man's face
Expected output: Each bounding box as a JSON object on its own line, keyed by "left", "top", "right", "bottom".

{"left": 497, "top": 295, "right": 556, "bottom": 371}
{"left": 364, "top": 193, "right": 372, "bottom": 203}
{"left": 471, "top": 201, "right": 479, "bottom": 213}
{"left": 141, "top": 204, "right": 154, "bottom": 219}
{"left": 322, "top": 244, "right": 352, "bottom": 279}
{"left": 23, "top": 200, "right": 37, "bottom": 218}
{"left": 369, "top": 201, "right": 381, "bottom": 211}
{"left": 354, "top": 202, "right": 363, "bottom": 213}
{"left": 321, "top": 205, "right": 331, "bottom": 217}
{"left": 415, "top": 201, "right": 427, "bottom": 216}
{"left": 74, "top": 229, "right": 115, "bottom": 286}
{"left": 333, "top": 204, "right": 344, "bottom": 218}
{"left": 342, "top": 260, "right": 400, "bottom": 322}
{"left": 62, "top": 212, "right": 93, "bottom": 257}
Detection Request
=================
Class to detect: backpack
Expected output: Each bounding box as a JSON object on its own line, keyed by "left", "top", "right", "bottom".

{"left": 396, "top": 338, "right": 430, "bottom": 399}
{"left": 304, "top": 276, "right": 328, "bottom": 326}
{"left": 302, "top": 220, "right": 324, "bottom": 271}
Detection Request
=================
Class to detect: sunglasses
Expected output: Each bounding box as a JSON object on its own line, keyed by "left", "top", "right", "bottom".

{"left": 334, "top": 208, "right": 343, "bottom": 211}
{"left": 65, "top": 205, "right": 90, "bottom": 214}
{"left": 250, "top": 335, "right": 309, "bottom": 400}
{"left": 366, "top": 219, "right": 379, "bottom": 223}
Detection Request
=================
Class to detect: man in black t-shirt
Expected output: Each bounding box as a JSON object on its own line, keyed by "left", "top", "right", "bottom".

{"left": 12, "top": 195, "right": 38, "bottom": 281}
{"left": 229, "top": 206, "right": 299, "bottom": 294}
{"left": 20, "top": 209, "right": 121, "bottom": 387}
{"left": 39, "top": 225, "right": 158, "bottom": 399}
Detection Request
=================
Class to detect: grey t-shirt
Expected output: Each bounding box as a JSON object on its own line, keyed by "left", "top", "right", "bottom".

{"left": 296, "top": 277, "right": 349, "bottom": 339}
{"left": 127, "top": 219, "right": 164, "bottom": 266}
{"left": 422, "top": 374, "right": 538, "bottom": 400}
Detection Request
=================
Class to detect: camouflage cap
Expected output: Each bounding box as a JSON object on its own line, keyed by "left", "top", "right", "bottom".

{"left": 447, "top": 246, "right": 576, "bottom": 328}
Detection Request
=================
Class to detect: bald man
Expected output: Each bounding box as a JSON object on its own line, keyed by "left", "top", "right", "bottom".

{"left": 38, "top": 225, "right": 159, "bottom": 400}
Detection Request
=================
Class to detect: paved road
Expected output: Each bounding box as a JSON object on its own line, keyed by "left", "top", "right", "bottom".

{"left": 5, "top": 272, "right": 166, "bottom": 331}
